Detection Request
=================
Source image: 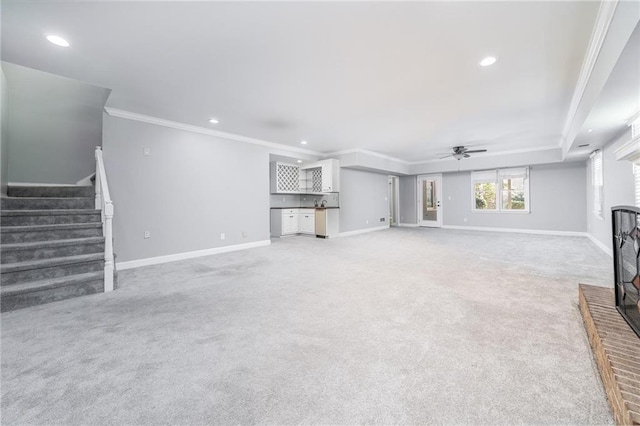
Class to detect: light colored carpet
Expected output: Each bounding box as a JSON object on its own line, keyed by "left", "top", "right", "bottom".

{"left": 1, "top": 228, "right": 614, "bottom": 424}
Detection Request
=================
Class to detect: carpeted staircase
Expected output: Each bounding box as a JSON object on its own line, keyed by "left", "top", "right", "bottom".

{"left": 1, "top": 185, "right": 106, "bottom": 311}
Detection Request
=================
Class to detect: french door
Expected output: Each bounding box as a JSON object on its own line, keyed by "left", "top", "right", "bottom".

{"left": 417, "top": 174, "right": 442, "bottom": 227}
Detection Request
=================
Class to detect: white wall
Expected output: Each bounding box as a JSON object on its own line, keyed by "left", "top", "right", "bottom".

{"left": 399, "top": 175, "right": 417, "bottom": 225}
{"left": 1, "top": 67, "right": 8, "bottom": 195}
{"left": 586, "top": 128, "right": 635, "bottom": 254}
{"left": 442, "top": 162, "right": 586, "bottom": 232}
{"left": 3, "top": 62, "right": 110, "bottom": 184}
{"left": 103, "top": 115, "right": 271, "bottom": 263}
{"left": 339, "top": 168, "right": 389, "bottom": 233}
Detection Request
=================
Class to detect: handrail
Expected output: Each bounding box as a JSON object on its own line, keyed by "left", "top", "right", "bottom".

{"left": 95, "top": 146, "right": 114, "bottom": 292}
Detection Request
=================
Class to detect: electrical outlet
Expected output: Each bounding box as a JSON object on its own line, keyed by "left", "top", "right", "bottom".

{"left": 463, "top": 218, "right": 467, "bottom": 222}
{"left": 220, "top": 233, "right": 225, "bottom": 240}
{"left": 380, "top": 217, "right": 385, "bottom": 222}
{"left": 366, "top": 220, "right": 369, "bottom": 224}
{"left": 144, "top": 231, "right": 150, "bottom": 239}
{"left": 143, "top": 147, "right": 151, "bottom": 156}
{"left": 282, "top": 197, "right": 286, "bottom": 202}
{"left": 242, "top": 231, "right": 247, "bottom": 238}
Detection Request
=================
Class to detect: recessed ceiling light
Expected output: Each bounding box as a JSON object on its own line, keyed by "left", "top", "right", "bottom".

{"left": 479, "top": 56, "right": 497, "bottom": 67}
{"left": 208, "top": 118, "right": 219, "bottom": 124}
{"left": 297, "top": 160, "right": 302, "bottom": 163}
{"left": 587, "top": 129, "right": 593, "bottom": 133}
{"left": 300, "top": 140, "right": 308, "bottom": 145}
{"left": 46, "top": 34, "right": 70, "bottom": 47}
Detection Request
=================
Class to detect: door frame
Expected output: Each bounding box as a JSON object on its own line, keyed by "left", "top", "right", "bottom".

{"left": 388, "top": 175, "right": 400, "bottom": 226}
{"left": 417, "top": 174, "right": 443, "bottom": 228}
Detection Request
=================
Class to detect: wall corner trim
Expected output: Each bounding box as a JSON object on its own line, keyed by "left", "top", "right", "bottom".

{"left": 116, "top": 240, "right": 271, "bottom": 270}
{"left": 586, "top": 232, "right": 613, "bottom": 257}
{"left": 339, "top": 225, "right": 389, "bottom": 237}
{"left": 104, "top": 107, "right": 323, "bottom": 157}
{"left": 442, "top": 224, "right": 588, "bottom": 237}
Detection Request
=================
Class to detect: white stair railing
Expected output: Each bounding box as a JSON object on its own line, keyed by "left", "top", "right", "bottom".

{"left": 95, "top": 146, "right": 114, "bottom": 292}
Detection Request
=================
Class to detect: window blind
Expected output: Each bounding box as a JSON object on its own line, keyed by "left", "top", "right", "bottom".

{"left": 634, "top": 164, "right": 640, "bottom": 208}
{"left": 498, "top": 167, "right": 528, "bottom": 178}
{"left": 470, "top": 170, "right": 497, "bottom": 182}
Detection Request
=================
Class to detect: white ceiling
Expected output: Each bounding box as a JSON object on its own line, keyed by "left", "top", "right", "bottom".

{"left": 0, "top": 1, "right": 620, "bottom": 163}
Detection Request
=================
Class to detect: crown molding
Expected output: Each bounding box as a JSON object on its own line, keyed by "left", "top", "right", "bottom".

{"left": 323, "top": 149, "right": 410, "bottom": 165}
{"left": 560, "top": 0, "right": 619, "bottom": 153}
{"left": 104, "top": 107, "right": 324, "bottom": 156}
{"left": 407, "top": 144, "right": 560, "bottom": 165}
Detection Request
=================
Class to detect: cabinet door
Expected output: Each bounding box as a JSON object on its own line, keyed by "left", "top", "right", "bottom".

{"left": 321, "top": 160, "right": 339, "bottom": 192}
{"left": 299, "top": 213, "right": 315, "bottom": 234}
{"left": 274, "top": 163, "right": 301, "bottom": 193}
{"left": 282, "top": 212, "right": 299, "bottom": 235}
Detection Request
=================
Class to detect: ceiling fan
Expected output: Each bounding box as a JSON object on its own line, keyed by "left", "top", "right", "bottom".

{"left": 439, "top": 146, "right": 487, "bottom": 160}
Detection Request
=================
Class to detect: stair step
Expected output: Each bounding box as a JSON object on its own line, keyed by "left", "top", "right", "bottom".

{"left": 7, "top": 185, "right": 94, "bottom": 198}
{"left": 1, "top": 222, "right": 103, "bottom": 244}
{"left": 1, "top": 197, "right": 94, "bottom": 210}
{"left": 1, "top": 237, "right": 105, "bottom": 264}
{"left": 1, "top": 209, "right": 101, "bottom": 226}
{"left": 1, "top": 253, "right": 104, "bottom": 285}
{"left": 1, "top": 271, "right": 104, "bottom": 312}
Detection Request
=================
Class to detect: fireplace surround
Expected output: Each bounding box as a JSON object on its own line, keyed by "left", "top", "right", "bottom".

{"left": 612, "top": 205, "right": 640, "bottom": 338}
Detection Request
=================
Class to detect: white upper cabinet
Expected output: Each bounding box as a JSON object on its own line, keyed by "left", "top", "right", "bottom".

{"left": 320, "top": 159, "right": 339, "bottom": 193}
{"left": 270, "top": 162, "right": 301, "bottom": 193}
{"left": 271, "top": 159, "right": 340, "bottom": 194}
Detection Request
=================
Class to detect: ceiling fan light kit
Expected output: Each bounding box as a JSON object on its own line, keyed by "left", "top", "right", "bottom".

{"left": 441, "top": 146, "right": 488, "bottom": 160}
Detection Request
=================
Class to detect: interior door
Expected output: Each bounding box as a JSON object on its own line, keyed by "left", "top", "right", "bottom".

{"left": 417, "top": 174, "right": 442, "bottom": 227}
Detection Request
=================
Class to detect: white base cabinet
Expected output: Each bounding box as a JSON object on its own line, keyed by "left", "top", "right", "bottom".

{"left": 282, "top": 210, "right": 299, "bottom": 235}
{"left": 270, "top": 209, "right": 316, "bottom": 237}
{"left": 298, "top": 209, "right": 315, "bottom": 234}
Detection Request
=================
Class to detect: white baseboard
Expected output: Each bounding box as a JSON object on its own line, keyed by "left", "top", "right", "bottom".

{"left": 117, "top": 239, "right": 271, "bottom": 270}
{"left": 586, "top": 233, "right": 613, "bottom": 257}
{"left": 441, "top": 224, "right": 587, "bottom": 237}
{"left": 339, "top": 225, "right": 389, "bottom": 238}
{"left": 398, "top": 223, "right": 419, "bottom": 227}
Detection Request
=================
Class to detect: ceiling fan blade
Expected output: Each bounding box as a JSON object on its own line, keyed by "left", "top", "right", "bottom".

{"left": 464, "top": 153, "right": 470, "bottom": 158}
{"left": 439, "top": 154, "right": 453, "bottom": 159}
{"left": 464, "top": 149, "right": 487, "bottom": 154}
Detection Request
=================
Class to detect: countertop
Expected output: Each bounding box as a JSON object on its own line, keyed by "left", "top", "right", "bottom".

{"left": 270, "top": 206, "right": 340, "bottom": 209}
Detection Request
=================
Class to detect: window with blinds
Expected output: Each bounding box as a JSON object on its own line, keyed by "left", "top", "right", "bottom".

{"left": 633, "top": 164, "right": 640, "bottom": 208}
{"left": 590, "top": 150, "right": 603, "bottom": 218}
{"left": 471, "top": 167, "right": 529, "bottom": 212}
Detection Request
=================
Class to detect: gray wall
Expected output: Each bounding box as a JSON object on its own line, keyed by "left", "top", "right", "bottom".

{"left": 399, "top": 175, "right": 417, "bottom": 224}
{"left": 103, "top": 115, "right": 270, "bottom": 263}
{"left": 1, "top": 67, "right": 8, "bottom": 195}
{"left": 3, "top": 62, "right": 110, "bottom": 184}
{"left": 339, "top": 168, "right": 389, "bottom": 233}
{"left": 442, "top": 162, "right": 587, "bottom": 232}
{"left": 587, "top": 128, "right": 635, "bottom": 252}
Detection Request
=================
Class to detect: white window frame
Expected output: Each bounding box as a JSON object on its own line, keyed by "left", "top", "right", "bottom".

{"left": 471, "top": 167, "right": 530, "bottom": 213}
{"left": 590, "top": 150, "right": 604, "bottom": 219}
